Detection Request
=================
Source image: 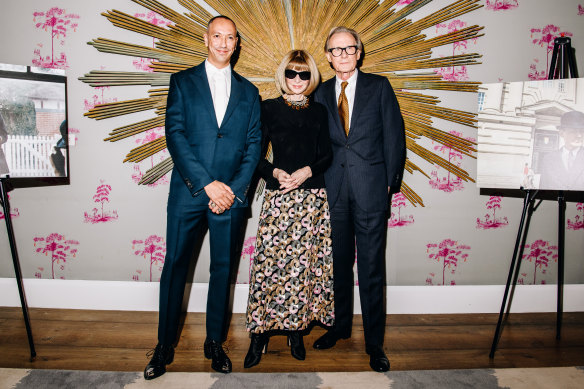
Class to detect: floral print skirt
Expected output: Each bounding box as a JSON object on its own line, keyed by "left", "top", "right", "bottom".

{"left": 246, "top": 188, "right": 334, "bottom": 333}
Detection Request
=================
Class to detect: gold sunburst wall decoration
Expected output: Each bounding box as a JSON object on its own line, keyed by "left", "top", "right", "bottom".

{"left": 80, "top": 0, "right": 484, "bottom": 206}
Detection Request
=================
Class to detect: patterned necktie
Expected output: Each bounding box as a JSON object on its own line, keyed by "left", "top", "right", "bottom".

{"left": 338, "top": 81, "right": 349, "bottom": 137}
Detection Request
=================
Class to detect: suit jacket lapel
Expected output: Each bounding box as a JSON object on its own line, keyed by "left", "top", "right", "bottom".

{"left": 220, "top": 71, "right": 242, "bottom": 129}
{"left": 349, "top": 70, "right": 367, "bottom": 136}
{"left": 191, "top": 63, "right": 217, "bottom": 126}
{"left": 323, "top": 79, "right": 344, "bottom": 139}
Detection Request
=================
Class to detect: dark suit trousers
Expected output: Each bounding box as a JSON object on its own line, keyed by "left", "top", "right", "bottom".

{"left": 330, "top": 171, "right": 387, "bottom": 347}
{"left": 158, "top": 205, "right": 245, "bottom": 345}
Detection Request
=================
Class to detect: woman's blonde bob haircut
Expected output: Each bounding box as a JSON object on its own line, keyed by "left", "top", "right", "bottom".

{"left": 275, "top": 50, "right": 320, "bottom": 96}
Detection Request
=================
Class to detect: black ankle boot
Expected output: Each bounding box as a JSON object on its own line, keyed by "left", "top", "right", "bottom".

{"left": 244, "top": 333, "right": 269, "bottom": 368}
{"left": 144, "top": 343, "right": 174, "bottom": 380}
{"left": 288, "top": 331, "right": 305, "bottom": 361}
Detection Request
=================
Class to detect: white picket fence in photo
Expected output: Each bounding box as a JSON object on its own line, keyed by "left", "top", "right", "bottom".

{"left": 1, "top": 134, "right": 60, "bottom": 177}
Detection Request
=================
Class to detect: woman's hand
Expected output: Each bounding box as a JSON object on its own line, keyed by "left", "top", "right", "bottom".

{"left": 273, "top": 168, "right": 293, "bottom": 191}
{"left": 279, "top": 166, "right": 312, "bottom": 194}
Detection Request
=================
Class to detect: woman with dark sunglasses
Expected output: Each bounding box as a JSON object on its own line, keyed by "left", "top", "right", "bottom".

{"left": 244, "top": 50, "right": 334, "bottom": 368}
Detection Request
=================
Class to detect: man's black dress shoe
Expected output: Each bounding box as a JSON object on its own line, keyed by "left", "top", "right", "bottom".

{"left": 287, "top": 331, "right": 306, "bottom": 360}
{"left": 204, "top": 338, "right": 232, "bottom": 373}
{"left": 366, "top": 345, "right": 390, "bottom": 372}
{"left": 144, "top": 343, "right": 174, "bottom": 380}
{"left": 244, "top": 333, "right": 269, "bottom": 368}
{"left": 312, "top": 331, "right": 348, "bottom": 350}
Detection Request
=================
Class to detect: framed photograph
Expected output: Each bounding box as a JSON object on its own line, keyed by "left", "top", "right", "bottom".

{"left": 0, "top": 64, "right": 69, "bottom": 188}
{"left": 477, "top": 78, "right": 584, "bottom": 191}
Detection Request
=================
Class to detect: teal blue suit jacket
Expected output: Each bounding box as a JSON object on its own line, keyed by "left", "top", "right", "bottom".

{"left": 165, "top": 63, "right": 262, "bottom": 208}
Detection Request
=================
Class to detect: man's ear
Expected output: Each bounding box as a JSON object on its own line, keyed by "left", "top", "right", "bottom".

{"left": 326, "top": 52, "right": 332, "bottom": 63}
{"left": 203, "top": 33, "right": 209, "bottom": 48}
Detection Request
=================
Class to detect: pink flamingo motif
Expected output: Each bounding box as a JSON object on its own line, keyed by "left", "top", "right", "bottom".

{"left": 132, "top": 235, "right": 166, "bottom": 282}
{"left": 529, "top": 25, "right": 573, "bottom": 80}
{"left": 578, "top": 4, "right": 584, "bottom": 15}
{"left": 388, "top": 193, "right": 415, "bottom": 228}
{"left": 476, "top": 196, "right": 509, "bottom": 229}
{"left": 131, "top": 128, "right": 170, "bottom": 186}
{"left": 429, "top": 130, "right": 475, "bottom": 192}
{"left": 520, "top": 240, "right": 558, "bottom": 285}
{"left": 396, "top": 0, "right": 415, "bottom": 5}
{"left": 84, "top": 85, "right": 119, "bottom": 111}
{"left": 132, "top": 270, "right": 143, "bottom": 281}
{"left": 0, "top": 193, "right": 20, "bottom": 220}
{"left": 132, "top": 11, "right": 173, "bottom": 72}
{"left": 434, "top": 19, "right": 476, "bottom": 82}
{"left": 84, "top": 181, "right": 119, "bottom": 223}
{"left": 132, "top": 58, "right": 155, "bottom": 73}
{"left": 33, "top": 233, "right": 79, "bottom": 279}
{"left": 528, "top": 60, "right": 547, "bottom": 81}
{"left": 567, "top": 203, "right": 584, "bottom": 230}
{"left": 426, "top": 239, "right": 471, "bottom": 285}
{"left": 84, "top": 67, "right": 118, "bottom": 111}
{"left": 485, "top": 0, "right": 519, "bottom": 11}
{"left": 32, "top": 7, "right": 79, "bottom": 69}
{"left": 68, "top": 127, "right": 80, "bottom": 144}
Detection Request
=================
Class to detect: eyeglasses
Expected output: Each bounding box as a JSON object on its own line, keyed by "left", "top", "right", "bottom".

{"left": 285, "top": 69, "right": 311, "bottom": 81}
{"left": 327, "top": 45, "right": 358, "bottom": 57}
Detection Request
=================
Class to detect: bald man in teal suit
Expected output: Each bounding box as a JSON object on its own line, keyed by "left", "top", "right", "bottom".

{"left": 144, "top": 15, "right": 261, "bottom": 379}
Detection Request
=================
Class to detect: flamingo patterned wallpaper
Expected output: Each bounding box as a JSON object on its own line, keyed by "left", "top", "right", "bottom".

{"left": 1, "top": 0, "right": 583, "bottom": 287}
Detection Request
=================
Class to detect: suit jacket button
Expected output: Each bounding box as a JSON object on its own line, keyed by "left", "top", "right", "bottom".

{"left": 217, "top": 134, "right": 223, "bottom": 138}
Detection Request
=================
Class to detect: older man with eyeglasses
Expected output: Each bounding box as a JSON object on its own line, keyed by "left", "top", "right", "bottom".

{"left": 313, "top": 26, "right": 406, "bottom": 372}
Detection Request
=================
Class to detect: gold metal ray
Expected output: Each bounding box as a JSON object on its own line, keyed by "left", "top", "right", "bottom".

{"left": 124, "top": 136, "right": 167, "bottom": 163}
{"left": 104, "top": 116, "right": 165, "bottom": 142}
{"left": 80, "top": 0, "right": 484, "bottom": 206}
{"left": 78, "top": 70, "right": 170, "bottom": 87}
{"left": 102, "top": 9, "right": 173, "bottom": 39}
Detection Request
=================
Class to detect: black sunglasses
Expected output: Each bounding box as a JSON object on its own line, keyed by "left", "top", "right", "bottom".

{"left": 285, "top": 69, "right": 311, "bottom": 81}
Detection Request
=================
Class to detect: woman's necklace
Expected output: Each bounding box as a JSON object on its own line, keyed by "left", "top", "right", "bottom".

{"left": 284, "top": 95, "right": 309, "bottom": 110}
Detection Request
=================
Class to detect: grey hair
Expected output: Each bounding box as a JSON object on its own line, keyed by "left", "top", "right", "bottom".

{"left": 324, "top": 26, "right": 363, "bottom": 53}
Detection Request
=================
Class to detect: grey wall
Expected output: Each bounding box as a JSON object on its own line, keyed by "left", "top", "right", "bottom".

{"left": 1, "top": 0, "right": 583, "bottom": 286}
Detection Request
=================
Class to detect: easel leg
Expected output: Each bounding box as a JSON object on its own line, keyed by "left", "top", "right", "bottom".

{"left": 557, "top": 191, "right": 565, "bottom": 340}
{"left": 489, "top": 190, "right": 539, "bottom": 358}
{"left": 548, "top": 42, "right": 560, "bottom": 79}
{"left": 0, "top": 178, "right": 36, "bottom": 361}
{"left": 490, "top": 190, "right": 535, "bottom": 358}
{"left": 546, "top": 35, "right": 576, "bottom": 341}
{"left": 507, "top": 198, "right": 538, "bottom": 314}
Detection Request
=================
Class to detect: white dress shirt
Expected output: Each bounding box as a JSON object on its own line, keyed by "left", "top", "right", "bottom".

{"left": 334, "top": 70, "right": 358, "bottom": 128}
{"left": 205, "top": 59, "right": 231, "bottom": 126}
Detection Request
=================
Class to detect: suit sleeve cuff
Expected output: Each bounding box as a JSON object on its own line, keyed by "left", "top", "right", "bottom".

{"left": 189, "top": 177, "right": 213, "bottom": 197}
{"left": 232, "top": 185, "right": 250, "bottom": 204}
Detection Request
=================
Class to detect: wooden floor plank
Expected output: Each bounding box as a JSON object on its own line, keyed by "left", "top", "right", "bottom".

{"left": 0, "top": 308, "right": 582, "bottom": 372}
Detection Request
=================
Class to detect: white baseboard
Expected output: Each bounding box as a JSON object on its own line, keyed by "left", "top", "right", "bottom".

{"left": 1, "top": 278, "right": 583, "bottom": 314}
